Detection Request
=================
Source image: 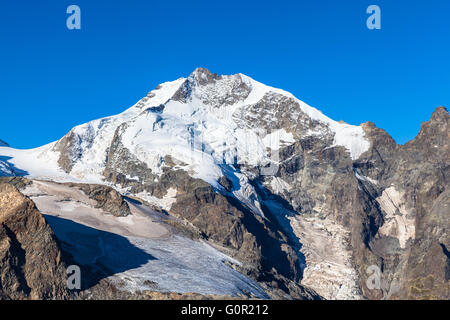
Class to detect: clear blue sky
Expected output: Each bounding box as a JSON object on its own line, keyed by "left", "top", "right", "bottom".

{"left": 1, "top": 0, "right": 449, "bottom": 149}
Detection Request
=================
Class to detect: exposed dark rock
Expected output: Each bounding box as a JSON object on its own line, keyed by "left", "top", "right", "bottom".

{"left": 63, "top": 182, "right": 131, "bottom": 217}
{"left": 0, "top": 177, "right": 32, "bottom": 190}
{"left": 219, "top": 175, "right": 233, "bottom": 192}
{"left": 353, "top": 106, "right": 449, "bottom": 299}
{"left": 103, "top": 124, "right": 159, "bottom": 192}
{"left": 0, "top": 184, "right": 71, "bottom": 300}
{"left": 53, "top": 129, "right": 89, "bottom": 174}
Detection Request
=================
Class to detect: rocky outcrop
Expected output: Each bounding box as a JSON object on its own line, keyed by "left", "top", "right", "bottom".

{"left": 392, "top": 107, "right": 449, "bottom": 299}
{"left": 353, "top": 106, "right": 449, "bottom": 299}
{"left": 172, "top": 68, "right": 251, "bottom": 107}
{"left": 0, "top": 183, "right": 70, "bottom": 299}
{"left": 53, "top": 124, "right": 97, "bottom": 174}
{"left": 63, "top": 182, "right": 131, "bottom": 217}
{"left": 53, "top": 130, "right": 83, "bottom": 173}
{"left": 0, "top": 177, "right": 32, "bottom": 190}
{"left": 103, "top": 123, "right": 159, "bottom": 192}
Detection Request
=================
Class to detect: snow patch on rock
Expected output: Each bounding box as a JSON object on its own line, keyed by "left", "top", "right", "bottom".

{"left": 354, "top": 171, "right": 379, "bottom": 185}
{"left": 136, "top": 187, "right": 178, "bottom": 211}
{"left": 376, "top": 187, "right": 415, "bottom": 248}
{"left": 290, "top": 214, "right": 363, "bottom": 300}
{"left": 268, "top": 177, "right": 292, "bottom": 195}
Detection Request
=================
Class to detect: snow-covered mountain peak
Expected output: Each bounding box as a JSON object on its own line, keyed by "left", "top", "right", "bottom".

{"left": 171, "top": 68, "right": 253, "bottom": 109}
{"left": 0, "top": 68, "right": 371, "bottom": 186}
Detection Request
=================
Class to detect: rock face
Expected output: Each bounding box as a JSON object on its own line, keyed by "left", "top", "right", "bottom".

{"left": 0, "top": 139, "right": 8, "bottom": 147}
{"left": 63, "top": 183, "right": 131, "bottom": 217}
{"left": 0, "top": 183, "right": 70, "bottom": 300}
{"left": 353, "top": 106, "right": 449, "bottom": 299}
{"left": 0, "top": 68, "right": 448, "bottom": 300}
